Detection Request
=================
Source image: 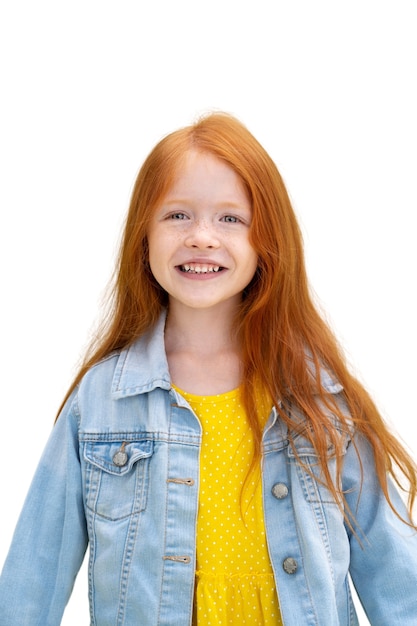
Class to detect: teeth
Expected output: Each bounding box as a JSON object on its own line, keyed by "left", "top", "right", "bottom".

{"left": 181, "top": 264, "right": 221, "bottom": 274}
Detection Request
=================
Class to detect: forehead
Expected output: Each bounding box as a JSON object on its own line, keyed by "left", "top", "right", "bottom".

{"left": 162, "top": 149, "right": 250, "bottom": 207}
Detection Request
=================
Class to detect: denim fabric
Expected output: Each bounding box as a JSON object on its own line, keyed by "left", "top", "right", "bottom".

{"left": 1, "top": 311, "right": 416, "bottom": 625}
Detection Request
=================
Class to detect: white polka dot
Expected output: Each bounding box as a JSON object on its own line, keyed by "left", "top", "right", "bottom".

{"left": 173, "top": 385, "right": 282, "bottom": 625}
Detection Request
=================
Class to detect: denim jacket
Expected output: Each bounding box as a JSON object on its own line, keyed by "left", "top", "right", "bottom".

{"left": 1, "top": 312, "right": 417, "bottom": 625}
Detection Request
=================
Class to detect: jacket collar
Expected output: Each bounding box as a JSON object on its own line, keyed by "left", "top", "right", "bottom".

{"left": 111, "top": 310, "right": 171, "bottom": 398}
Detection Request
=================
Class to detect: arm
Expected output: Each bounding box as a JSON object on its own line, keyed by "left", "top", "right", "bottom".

{"left": 0, "top": 391, "right": 88, "bottom": 625}
{"left": 344, "top": 433, "right": 417, "bottom": 624}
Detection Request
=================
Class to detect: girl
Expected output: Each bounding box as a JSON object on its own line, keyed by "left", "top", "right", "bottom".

{"left": 0, "top": 113, "right": 416, "bottom": 625}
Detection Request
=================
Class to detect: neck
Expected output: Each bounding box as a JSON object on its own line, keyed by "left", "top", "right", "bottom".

{"left": 165, "top": 302, "right": 239, "bottom": 354}
{"left": 164, "top": 302, "right": 243, "bottom": 394}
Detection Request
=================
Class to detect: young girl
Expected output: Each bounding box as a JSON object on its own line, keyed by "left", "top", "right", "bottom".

{"left": 0, "top": 113, "right": 416, "bottom": 625}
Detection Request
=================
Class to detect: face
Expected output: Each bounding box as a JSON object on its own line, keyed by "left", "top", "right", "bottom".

{"left": 147, "top": 150, "right": 258, "bottom": 316}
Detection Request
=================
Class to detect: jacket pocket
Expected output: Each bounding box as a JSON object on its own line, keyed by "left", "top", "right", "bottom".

{"left": 83, "top": 439, "right": 153, "bottom": 520}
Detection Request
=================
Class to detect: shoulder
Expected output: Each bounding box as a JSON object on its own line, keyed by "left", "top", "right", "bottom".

{"left": 316, "top": 367, "right": 343, "bottom": 395}
{"left": 80, "top": 350, "right": 123, "bottom": 394}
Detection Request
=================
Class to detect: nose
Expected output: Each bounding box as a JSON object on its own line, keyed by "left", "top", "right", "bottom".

{"left": 185, "top": 219, "right": 220, "bottom": 249}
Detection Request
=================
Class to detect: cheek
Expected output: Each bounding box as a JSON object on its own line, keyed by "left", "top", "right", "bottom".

{"left": 147, "top": 231, "right": 163, "bottom": 278}
{"left": 242, "top": 237, "right": 259, "bottom": 271}
{"left": 246, "top": 252, "right": 259, "bottom": 288}
{"left": 147, "top": 229, "right": 180, "bottom": 289}
{"left": 247, "top": 254, "right": 259, "bottom": 282}
{"left": 235, "top": 243, "right": 258, "bottom": 288}
{"left": 146, "top": 233, "right": 155, "bottom": 266}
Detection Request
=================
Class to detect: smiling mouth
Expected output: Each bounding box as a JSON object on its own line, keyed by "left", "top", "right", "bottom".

{"left": 179, "top": 263, "right": 224, "bottom": 274}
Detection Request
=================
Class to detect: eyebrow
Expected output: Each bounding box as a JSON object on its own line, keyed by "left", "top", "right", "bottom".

{"left": 162, "top": 199, "right": 251, "bottom": 211}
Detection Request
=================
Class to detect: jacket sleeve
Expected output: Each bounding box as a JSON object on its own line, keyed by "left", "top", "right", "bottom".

{"left": 0, "top": 390, "right": 88, "bottom": 625}
{"left": 344, "top": 432, "right": 417, "bottom": 624}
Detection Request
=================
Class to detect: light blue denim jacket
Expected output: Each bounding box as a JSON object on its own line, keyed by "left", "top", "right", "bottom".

{"left": 1, "top": 312, "right": 417, "bottom": 625}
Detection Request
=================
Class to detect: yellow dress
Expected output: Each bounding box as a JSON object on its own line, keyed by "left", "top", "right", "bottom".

{"left": 173, "top": 385, "right": 283, "bottom": 626}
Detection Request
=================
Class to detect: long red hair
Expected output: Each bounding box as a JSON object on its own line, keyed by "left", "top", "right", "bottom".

{"left": 59, "top": 112, "right": 416, "bottom": 526}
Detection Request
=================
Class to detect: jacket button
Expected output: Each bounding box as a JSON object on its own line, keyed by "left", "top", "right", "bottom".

{"left": 271, "top": 483, "right": 289, "bottom": 499}
{"left": 113, "top": 444, "right": 128, "bottom": 467}
{"left": 283, "top": 557, "right": 298, "bottom": 574}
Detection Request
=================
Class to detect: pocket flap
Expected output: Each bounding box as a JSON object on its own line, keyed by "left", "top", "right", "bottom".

{"left": 287, "top": 427, "right": 350, "bottom": 459}
{"left": 84, "top": 440, "right": 153, "bottom": 476}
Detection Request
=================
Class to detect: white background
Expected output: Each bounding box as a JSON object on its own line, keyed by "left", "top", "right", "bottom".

{"left": 0, "top": 1, "right": 416, "bottom": 624}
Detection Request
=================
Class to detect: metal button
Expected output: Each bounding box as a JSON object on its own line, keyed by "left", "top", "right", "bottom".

{"left": 113, "top": 443, "right": 128, "bottom": 467}
{"left": 271, "top": 483, "right": 289, "bottom": 499}
{"left": 283, "top": 557, "right": 298, "bottom": 574}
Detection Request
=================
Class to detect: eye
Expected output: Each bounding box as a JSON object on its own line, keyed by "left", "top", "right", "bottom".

{"left": 168, "top": 212, "right": 188, "bottom": 220}
{"left": 221, "top": 215, "right": 240, "bottom": 223}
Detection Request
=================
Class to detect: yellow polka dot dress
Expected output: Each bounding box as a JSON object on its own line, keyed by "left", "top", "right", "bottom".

{"left": 173, "top": 386, "right": 283, "bottom": 625}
